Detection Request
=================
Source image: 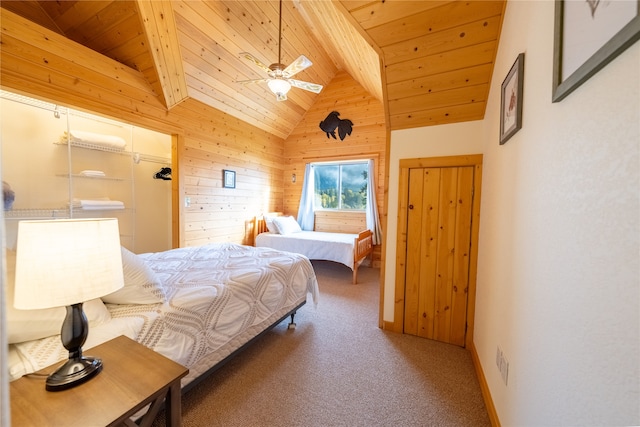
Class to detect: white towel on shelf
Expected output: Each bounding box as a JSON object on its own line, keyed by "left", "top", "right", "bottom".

{"left": 61, "top": 130, "right": 126, "bottom": 150}
{"left": 69, "top": 198, "right": 125, "bottom": 210}
{"left": 79, "top": 170, "right": 106, "bottom": 177}
{"left": 80, "top": 200, "right": 125, "bottom": 210}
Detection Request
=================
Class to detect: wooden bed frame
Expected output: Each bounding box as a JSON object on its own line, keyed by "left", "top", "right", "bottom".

{"left": 253, "top": 214, "right": 373, "bottom": 284}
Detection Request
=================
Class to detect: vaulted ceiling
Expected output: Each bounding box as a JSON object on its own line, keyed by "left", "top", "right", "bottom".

{"left": 1, "top": 0, "right": 505, "bottom": 139}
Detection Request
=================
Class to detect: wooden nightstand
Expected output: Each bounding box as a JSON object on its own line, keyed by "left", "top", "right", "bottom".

{"left": 10, "top": 335, "right": 189, "bottom": 426}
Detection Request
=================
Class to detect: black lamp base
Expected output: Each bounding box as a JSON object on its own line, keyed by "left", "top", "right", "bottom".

{"left": 46, "top": 356, "right": 103, "bottom": 391}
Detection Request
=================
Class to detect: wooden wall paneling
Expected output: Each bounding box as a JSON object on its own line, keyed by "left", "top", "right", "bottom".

{"left": 0, "top": 26, "right": 160, "bottom": 106}
{"left": 382, "top": 15, "right": 503, "bottom": 66}
{"left": 68, "top": 8, "right": 141, "bottom": 52}
{"left": 386, "top": 64, "right": 493, "bottom": 100}
{"left": 1, "top": 8, "right": 286, "bottom": 248}
{"left": 365, "top": 1, "right": 504, "bottom": 47}
{"left": 345, "top": 1, "right": 448, "bottom": 30}
{"left": 314, "top": 211, "right": 366, "bottom": 234}
{"left": 0, "top": 1, "right": 63, "bottom": 34}
{"left": 172, "top": 134, "right": 181, "bottom": 248}
{"left": 283, "top": 70, "right": 386, "bottom": 265}
{"left": 180, "top": 128, "right": 285, "bottom": 246}
{"left": 389, "top": 102, "right": 487, "bottom": 130}
{"left": 388, "top": 84, "right": 488, "bottom": 116}
{"left": 136, "top": 0, "right": 189, "bottom": 109}
{"left": 295, "top": 0, "right": 383, "bottom": 102}
{"left": 173, "top": 6, "right": 307, "bottom": 125}
{"left": 385, "top": 41, "right": 498, "bottom": 85}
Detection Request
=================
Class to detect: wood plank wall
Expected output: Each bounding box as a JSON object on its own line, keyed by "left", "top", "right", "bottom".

{"left": 284, "top": 70, "right": 386, "bottom": 266}
{"left": 0, "top": 8, "right": 284, "bottom": 248}
{"left": 1, "top": 10, "right": 386, "bottom": 255}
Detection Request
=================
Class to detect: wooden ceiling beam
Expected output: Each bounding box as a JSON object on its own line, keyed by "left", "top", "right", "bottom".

{"left": 136, "top": 0, "right": 189, "bottom": 110}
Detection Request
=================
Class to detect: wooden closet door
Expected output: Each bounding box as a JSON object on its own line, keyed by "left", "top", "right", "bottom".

{"left": 404, "top": 166, "right": 474, "bottom": 346}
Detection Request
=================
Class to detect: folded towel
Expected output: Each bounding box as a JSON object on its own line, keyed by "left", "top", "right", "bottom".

{"left": 80, "top": 199, "right": 125, "bottom": 210}
{"left": 79, "top": 170, "right": 106, "bottom": 177}
{"left": 61, "top": 130, "right": 126, "bottom": 150}
{"left": 69, "top": 198, "right": 125, "bottom": 210}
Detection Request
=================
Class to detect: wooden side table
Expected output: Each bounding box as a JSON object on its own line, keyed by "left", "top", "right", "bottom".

{"left": 10, "top": 335, "right": 189, "bottom": 427}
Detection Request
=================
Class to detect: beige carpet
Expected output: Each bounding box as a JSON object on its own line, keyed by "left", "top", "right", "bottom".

{"left": 153, "top": 261, "right": 490, "bottom": 427}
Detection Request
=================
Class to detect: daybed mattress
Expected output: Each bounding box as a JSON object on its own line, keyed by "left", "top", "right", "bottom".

{"left": 255, "top": 231, "right": 357, "bottom": 269}
{"left": 9, "top": 243, "right": 319, "bottom": 388}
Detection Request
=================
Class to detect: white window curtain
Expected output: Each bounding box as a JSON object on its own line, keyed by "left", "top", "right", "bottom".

{"left": 366, "top": 159, "right": 383, "bottom": 245}
{"left": 296, "top": 163, "right": 315, "bottom": 230}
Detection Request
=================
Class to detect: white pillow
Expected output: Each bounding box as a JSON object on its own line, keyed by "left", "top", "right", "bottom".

{"left": 263, "top": 213, "right": 282, "bottom": 234}
{"left": 101, "top": 247, "right": 165, "bottom": 305}
{"left": 5, "top": 250, "right": 112, "bottom": 344}
{"left": 273, "top": 216, "right": 302, "bottom": 235}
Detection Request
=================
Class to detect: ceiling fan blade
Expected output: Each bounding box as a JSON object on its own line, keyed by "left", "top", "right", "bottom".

{"left": 236, "top": 78, "right": 270, "bottom": 85}
{"left": 282, "top": 55, "right": 312, "bottom": 78}
{"left": 239, "top": 52, "right": 272, "bottom": 75}
{"left": 289, "top": 79, "right": 323, "bottom": 94}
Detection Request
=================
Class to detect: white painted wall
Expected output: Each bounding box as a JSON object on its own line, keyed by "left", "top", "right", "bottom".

{"left": 384, "top": 1, "right": 639, "bottom": 425}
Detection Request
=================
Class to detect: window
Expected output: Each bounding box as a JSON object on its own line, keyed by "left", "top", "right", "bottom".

{"left": 313, "top": 161, "right": 368, "bottom": 210}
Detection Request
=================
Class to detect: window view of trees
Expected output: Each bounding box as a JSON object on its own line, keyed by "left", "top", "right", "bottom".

{"left": 314, "top": 162, "right": 367, "bottom": 210}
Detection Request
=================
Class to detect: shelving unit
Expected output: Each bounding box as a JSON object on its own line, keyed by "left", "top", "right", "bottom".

{"left": 2, "top": 90, "right": 173, "bottom": 253}
{"left": 4, "top": 208, "right": 70, "bottom": 220}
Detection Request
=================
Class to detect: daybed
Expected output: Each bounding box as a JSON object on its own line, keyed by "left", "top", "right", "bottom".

{"left": 6, "top": 243, "right": 319, "bottom": 393}
{"left": 253, "top": 214, "right": 373, "bottom": 284}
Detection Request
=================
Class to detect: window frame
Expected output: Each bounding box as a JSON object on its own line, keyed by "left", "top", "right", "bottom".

{"left": 311, "top": 159, "right": 369, "bottom": 211}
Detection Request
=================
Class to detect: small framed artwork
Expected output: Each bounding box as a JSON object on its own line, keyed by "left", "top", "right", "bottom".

{"left": 223, "top": 169, "right": 236, "bottom": 188}
{"left": 500, "top": 53, "right": 525, "bottom": 145}
{"left": 552, "top": 0, "right": 640, "bottom": 102}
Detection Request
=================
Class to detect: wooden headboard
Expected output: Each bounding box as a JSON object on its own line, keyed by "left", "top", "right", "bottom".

{"left": 253, "top": 212, "right": 283, "bottom": 243}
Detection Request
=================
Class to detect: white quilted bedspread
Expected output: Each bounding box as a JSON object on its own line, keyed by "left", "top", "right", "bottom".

{"left": 255, "top": 231, "right": 357, "bottom": 269}
{"left": 9, "top": 243, "right": 319, "bottom": 386}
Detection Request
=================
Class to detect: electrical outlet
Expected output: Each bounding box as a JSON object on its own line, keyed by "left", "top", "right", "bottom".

{"left": 184, "top": 197, "right": 191, "bottom": 207}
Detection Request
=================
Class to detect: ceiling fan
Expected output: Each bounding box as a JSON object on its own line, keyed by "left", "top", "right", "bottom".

{"left": 237, "top": 0, "right": 323, "bottom": 101}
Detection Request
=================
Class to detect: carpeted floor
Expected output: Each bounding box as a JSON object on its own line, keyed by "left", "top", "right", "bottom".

{"left": 152, "top": 260, "right": 490, "bottom": 427}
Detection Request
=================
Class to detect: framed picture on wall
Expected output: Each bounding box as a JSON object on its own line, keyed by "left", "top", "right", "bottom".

{"left": 223, "top": 169, "right": 236, "bottom": 188}
{"left": 552, "top": 0, "right": 640, "bottom": 102}
{"left": 500, "top": 53, "right": 525, "bottom": 145}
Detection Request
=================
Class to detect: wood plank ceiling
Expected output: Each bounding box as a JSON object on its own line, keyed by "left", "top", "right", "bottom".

{"left": 1, "top": 0, "right": 505, "bottom": 139}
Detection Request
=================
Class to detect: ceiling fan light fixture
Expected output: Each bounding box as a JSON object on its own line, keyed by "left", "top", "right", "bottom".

{"left": 268, "top": 78, "right": 291, "bottom": 96}
{"left": 237, "top": 0, "right": 321, "bottom": 100}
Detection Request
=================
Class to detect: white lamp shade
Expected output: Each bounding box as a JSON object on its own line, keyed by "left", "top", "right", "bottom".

{"left": 267, "top": 78, "right": 291, "bottom": 95}
{"left": 14, "top": 218, "right": 125, "bottom": 309}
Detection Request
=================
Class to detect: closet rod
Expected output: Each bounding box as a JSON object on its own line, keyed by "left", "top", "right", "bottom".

{"left": 133, "top": 153, "right": 171, "bottom": 165}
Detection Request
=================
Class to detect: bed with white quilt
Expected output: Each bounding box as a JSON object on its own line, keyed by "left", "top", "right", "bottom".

{"left": 254, "top": 214, "right": 373, "bottom": 284}
{"left": 6, "top": 243, "right": 319, "bottom": 392}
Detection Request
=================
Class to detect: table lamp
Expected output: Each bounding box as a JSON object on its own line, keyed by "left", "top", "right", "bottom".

{"left": 13, "top": 218, "right": 125, "bottom": 391}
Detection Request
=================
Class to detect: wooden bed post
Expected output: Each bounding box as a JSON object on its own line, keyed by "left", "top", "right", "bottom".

{"left": 353, "top": 230, "right": 373, "bottom": 284}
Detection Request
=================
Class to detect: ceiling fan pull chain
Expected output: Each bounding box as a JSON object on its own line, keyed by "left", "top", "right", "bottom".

{"left": 278, "top": 0, "right": 282, "bottom": 66}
